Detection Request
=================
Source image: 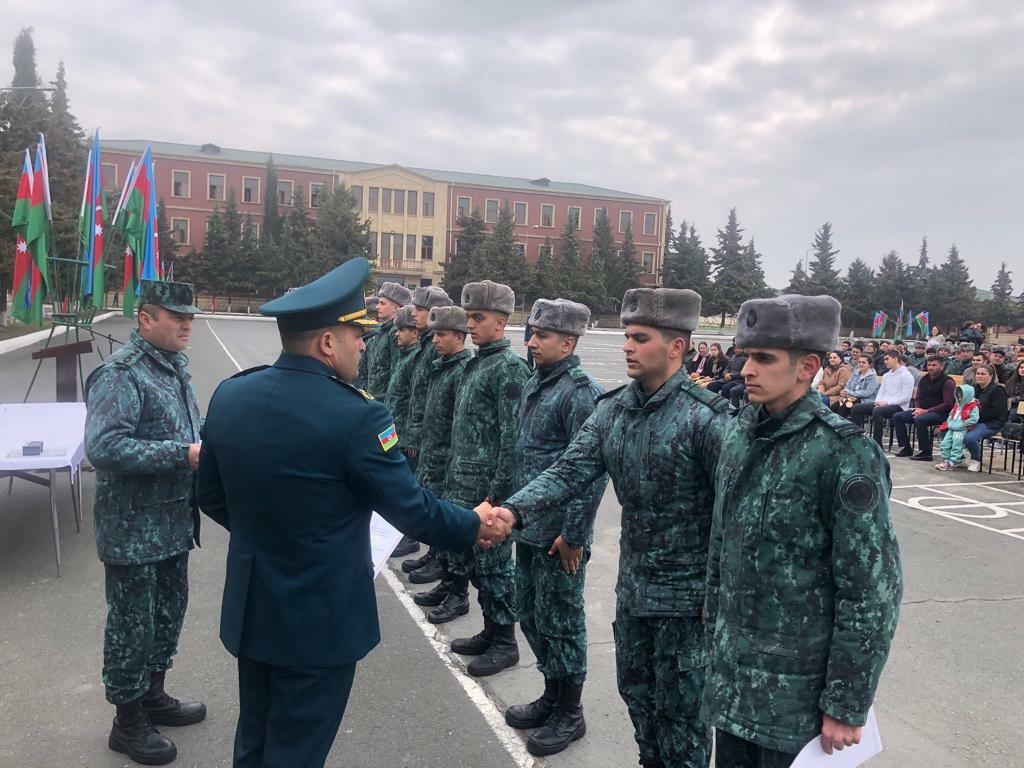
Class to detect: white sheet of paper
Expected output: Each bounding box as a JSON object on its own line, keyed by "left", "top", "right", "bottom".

{"left": 788, "top": 707, "right": 883, "bottom": 768}
{"left": 369, "top": 512, "right": 403, "bottom": 578}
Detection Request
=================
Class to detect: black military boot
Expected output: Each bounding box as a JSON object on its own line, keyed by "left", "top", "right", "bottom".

{"left": 391, "top": 535, "right": 420, "bottom": 558}
{"left": 428, "top": 576, "right": 470, "bottom": 623}
{"left": 467, "top": 622, "right": 519, "bottom": 676}
{"left": 505, "top": 678, "right": 559, "bottom": 728}
{"left": 141, "top": 671, "right": 207, "bottom": 726}
{"left": 402, "top": 547, "right": 435, "bottom": 574}
{"left": 451, "top": 618, "right": 494, "bottom": 655}
{"left": 408, "top": 554, "right": 444, "bottom": 584}
{"left": 108, "top": 699, "right": 178, "bottom": 765}
{"left": 639, "top": 758, "right": 665, "bottom": 768}
{"left": 526, "top": 682, "right": 586, "bottom": 756}
{"left": 413, "top": 577, "right": 452, "bottom": 607}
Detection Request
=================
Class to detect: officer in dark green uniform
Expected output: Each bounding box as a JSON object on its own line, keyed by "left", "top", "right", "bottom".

{"left": 365, "top": 281, "right": 413, "bottom": 399}
{"left": 85, "top": 280, "right": 207, "bottom": 766}
{"left": 702, "top": 294, "right": 903, "bottom": 767}
{"left": 197, "top": 258, "right": 514, "bottom": 768}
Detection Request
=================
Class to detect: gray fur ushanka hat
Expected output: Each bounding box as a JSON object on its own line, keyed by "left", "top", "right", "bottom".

{"left": 428, "top": 305, "right": 469, "bottom": 333}
{"left": 462, "top": 280, "right": 515, "bottom": 314}
{"left": 528, "top": 298, "right": 590, "bottom": 336}
{"left": 735, "top": 294, "right": 841, "bottom": 353}
{"left": 412, "top": 286, "right": 453, "bottom": 310}
{"left": 620, "top": 288, "right": 701, "bottom": 332}
{"left": 377, "top": 281, "right": 413, "bottom": 306}
{"left": 394, "top": 304, "right": 418, "bottom": 329}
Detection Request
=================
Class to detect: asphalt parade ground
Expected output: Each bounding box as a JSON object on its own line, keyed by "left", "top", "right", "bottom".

{"left": 1, "top": 314, "right": 1021, "bottom": 768}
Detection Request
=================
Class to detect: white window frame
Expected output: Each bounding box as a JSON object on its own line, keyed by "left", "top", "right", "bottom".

{"left": 207, "top": 173, "right": 226, "bottom": 202}
{"left": 540, "top": 204, "right": 555, "bottom": 228}
{"left": 568, "top": 206, "right": 582, "bottom": 230}
{"left": 171, "top": 217, "right": 190, "bottom": 246}
{"left": 594, "top": 206, "right": 608, "bottom": 227}
{"left": 407, "top": 190, "right": 418, "bottom": 217}
{"left": 643, "top": 212, "right": 657, "bottom": 236}
{"left": 457, "top": 195, "right": 472, "bottom": 218}
{"left": 310, "top": 182, "right": 325, "bottom": 208}
{"left": 242, "top": 176, "right": 260, "bottom": 204}
{"left": 277, "top": 180, "right": 294, "bottom": 206}
{"left": 171, "top": 169, "right": 190, "bottom": 198}
{"left": 484, "top": 198, "right": 500, "bottom": 224}
{"left": 641, "top": 251, "right": 655, "bottom": 274}
{"left": 619, "top": 210, "right": 633, "bottom": 233}
{"left": 513, "top": 201, "right": 528, "bottom": 226}
{"left": 422, "top": 191, "right": 435, "bottom": 217}
{"left": 102, "top": 163, "right": 118, "bottom": 190}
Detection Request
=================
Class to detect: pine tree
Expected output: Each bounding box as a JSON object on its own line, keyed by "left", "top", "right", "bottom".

{"left": 156, "top": 199, "right": 179, "bottom": 278}
{"left": 786, "top": 260, "right": 811, "bottom": 294}
{"left": 42, "top": 61, "right": 87, "bottom": 266}
{"left": 201, "top": 206, "right": 227, "bottom": 294}
{"left": 281, "top": 188, "right": 317, "bottom": 287}
{"left": 613, "top": 221, "right": 641, "bottom": 304}
{"left": 707, "top": 209, "right": 769, "bottom": 324}
{"left": 262, "top": 154, "right": 282, "bottom": 245}
{"left": 986, "top": 261, "right": 1014, "bottom": 335}
{"left": 478, "top": 202, "right": 527, "bottom": 300}
{"left": 934, "top": 244, "right": 975, "bottom": 329}
{"left": 869, "top": 251, "right": 909, "bottom": 318}
{"left": 844, "top": 258, "right": 876, "bottom": 314}
{"left": 588, "top": 208, "right": 615, "bottom": 311}
{"left": 553, "top": 213, "right": 587, "bottom": 304}
{"left": 663, "top": 221, "right": 711, "bottom": 294}
{"left": 314, "top": 184, "right": 373, "bottom": 273}
{"left": 528, "top": 237, "right": 558, "bottom": 302}
{"left": 806, "top": 222, "right": 842, "bottom": 296}
{"left": 443, "top": 209, "right": 487, "bottom": 300}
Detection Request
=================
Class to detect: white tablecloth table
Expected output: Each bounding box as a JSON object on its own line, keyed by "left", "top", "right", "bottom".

{"left": 1, "top": 402, "right": 86, "bottom": 576}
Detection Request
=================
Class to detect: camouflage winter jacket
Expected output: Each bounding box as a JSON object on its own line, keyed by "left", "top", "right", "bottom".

{"left": 402, "top": 331, "right": 438, "bottom": 453}
{"left": 384, "top": 343, "right": 419, "bottom": 437}
{"left": 354, "top": 325, "right": 379, "bottom": 390}
{"left": 365, "top": 320, "right": 396, "bottom": 399}
{"left": 701, "top": 388, "right": 903, "bottom": 753}
{"left": 444, "top": 338, "right": 530, "bottom": 506}
{"left": 84, "top": 329, "right": 201, "bottom": 565}
{"left": 415, "top": 348, "right": 473, "bottom": 494}
{"left": 505, "top": 368, "right": 730, "bottom": 616}
{"left": 513, "top": 354, "right": 607, "bottom": 549}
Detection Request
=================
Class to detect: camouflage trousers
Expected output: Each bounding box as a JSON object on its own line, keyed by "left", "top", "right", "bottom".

{"left": 103, "top": 553, "right": 189, "bottom": 705}
{"left": 448, "top": 497, "right": 516, "bottom": 625}
{"left": 516, "top": 543, "right": 589, "bottom": 687}
{"left": 612, "top": 613, "right": 710, "bottom": 768}
{"left": 713, "top": 729, "right": 798, "bottom": 768}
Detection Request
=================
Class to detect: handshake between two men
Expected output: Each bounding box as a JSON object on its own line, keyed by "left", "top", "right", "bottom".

{"left": 472, "top": 500, "right": 517, "bottom": 548}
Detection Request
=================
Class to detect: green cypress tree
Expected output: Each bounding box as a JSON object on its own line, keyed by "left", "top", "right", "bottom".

{"left": 262, "top": 154, "right": 282, "bottom": 245}
{"left": 806, "top": 222, "right": 842, "bottom": 297}
{"left": 934, "top": 244, "right": 975, "bottom": 329}
{"left": 443, "top": 209, "right": 487, "bottom": 300}
{"left": 986, "top": 261, "right": 1014, "bottom": 335}
{"left": 786, "top": 260, "right": 811, "bottom": 294}
{"left": 589, "top": 208, "right": 616, "bottom": 310}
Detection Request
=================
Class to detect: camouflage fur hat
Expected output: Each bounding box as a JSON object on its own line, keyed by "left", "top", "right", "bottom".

{"left": 529, "top": 298, "right": 590, "bottom": 336}
{"left": 620, "top": 288, "right": 701, "bottom": 332}
{"left": 462, "top": 280, "right": 515, "bottom": 314}
{"left": 139, "top": 280, "right": 201, "bottom": 314}
{"left": 378, "top": 281, "right": 413, "bottom": 306}
{"left": 412, "top": 285, "right": 453, "bottom": 310}
{"left": 365, "top": 295, "right": 380, "bottom": 312}
{"left": 394, "top": 304, "right": 418, "bottom": 329}
{"left": 958, "top": 342, "right": 975, "bottom": 352}
{"left": 735, "top": 294, "right": 841, "bottom": 353}
{"left": 428, "top": 305, "right": 469, "bottom": 333}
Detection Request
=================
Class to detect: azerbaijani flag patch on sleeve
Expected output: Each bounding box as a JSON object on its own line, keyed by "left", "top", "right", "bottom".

{"left": 378, "top": 424, "right": 399, "bottom": 452}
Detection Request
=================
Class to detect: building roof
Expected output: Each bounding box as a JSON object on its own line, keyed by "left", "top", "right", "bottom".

{"left": 101, "top": 139, "right": 667, "bottom": 204}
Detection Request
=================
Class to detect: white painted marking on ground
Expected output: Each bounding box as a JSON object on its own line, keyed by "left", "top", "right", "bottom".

{"left": 891, "top": 482, "right": 1024, "bottom": 541}
{"left": 207, "top": 326, "right": 535, "bottom": 767}
{"left": 205, "top": 319, "right": 243, "bottom": 373}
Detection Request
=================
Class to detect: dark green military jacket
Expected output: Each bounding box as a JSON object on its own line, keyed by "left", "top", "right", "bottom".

{"left": 905, "top": 352, "right": 927, "bottom": 371}
{"left": 505, "top": 368, "right": 730, "bottom": 617}
{"left": 513, "top": 354, "right": 608, "bottom": 549}
{"left": 403, "top": 331, "right": 437, "bottom": 453}
{"left": 85, "top": 329, "right": 201, "bottom": 565}
{"left": 366, "top": 320, "right": 396, "bottom": 399}
{"left": 415, "top": 348, "right": 473, "bottom": 494}
{"left": 354, "top": 325, "right": 379, "bottom": 390}
{"left": 384, "top": 343, "right": 419, "bottom": 438}
{"left": 444, "top": 337, "right": 530, "bottom": 506}
{"left": 701, "top": 389, "right": 903, "bottom": 753}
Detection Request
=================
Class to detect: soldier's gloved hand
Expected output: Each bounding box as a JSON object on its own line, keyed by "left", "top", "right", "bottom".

{"left": 820, "top": 714, "right": 862, "bottom": 754}
{"left": 188, "top": 443, "right": 201, "bottom": 470}
{"left": 549, "top": 535, "right": 583, "bottom": 575}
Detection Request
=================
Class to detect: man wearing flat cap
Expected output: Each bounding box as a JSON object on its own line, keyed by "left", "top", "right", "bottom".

{"left": 365, "top": 281, "right": 413, "bottom": 399}
{"left": 492, "top": 287, "right": 731, "bottom": 768}
{"left": 906, "top": 340, "right": 928, "bottom": 371}
{"left": 85, "top": 280, "right": 206, "bottom": 766}
{"left": 394, "top": 285, "right": 456, "bottom": 564}
{"left": 409, "top": 306, "right": 474, "bottom": 622}
{"left": 502, "top": 298, "right": 608, "bottom": 757}
{"left": 701, "top": 294, "right": 903, "bottom": 767}
{"left": 445, "top": 280, "right": 531, "bottom": 677}
{"left": 196, "top": 258, "right": 514, "bottom": 768}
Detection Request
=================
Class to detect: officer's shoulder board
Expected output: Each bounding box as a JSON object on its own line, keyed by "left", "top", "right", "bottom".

{"left": 568, "top": 366, "right": 592, "bottom": 388}
{"left": 813, "top": 408, "right": 863, "bottom": 439}
{"left": 683, "top": 380, "right": 732, "bottom": 414}
{"left": 330, "top": 375, "right": 375, "bottom": 401}
{"left": 596, "top": 384, "right": 626, "bottom": 402}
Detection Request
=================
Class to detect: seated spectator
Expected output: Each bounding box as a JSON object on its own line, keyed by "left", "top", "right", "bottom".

{"left": 840, "top": 339, "right": 852, "bottom": 363}
{"left": 686, "top": 340, "right": 709, "bottom": 375}
{"left": 848, "top": 342, "right": 864, "bottom": 368}
{"left": 705, "top": 342, "right": 728, "bottom": 381}
{"left": 1004, "top": 361, "right": 1024, "bottom": 422}
{"left": 864, "top": 340, "right": 884, "bottom": 376}
{"left": 892, "top": 355, "right": 955, "bottom": 460}
{"left": 950, "top": 344, "right": 974, "bottom": 375}
{"left": 935, "top": 384, "right": 980, "bottom": 471}
{"left": 989, "top": 347, "right": 1012, "bottom": 382}
{"left": 850, "top": 351, "right": 915, "bottom": 446}
{"left": 963, "top": 364, "right": 1009, "bottom": 472}
{"left": 926, "top": 326, "right": 945, "bottom": 349}
{"left": 906, "top": 340, "right": 928, "bottom": 371}
{"left": 831, "top": 355, "right": 879, "bottom": 417}
{"left": 963, "top": 353, "right": 985, "bottom": 387}
{"left": 707, "top": 347, "right": 746, "bottom": 400}
{"left": 816, "top": 351, "right": 851, "bottom": 406}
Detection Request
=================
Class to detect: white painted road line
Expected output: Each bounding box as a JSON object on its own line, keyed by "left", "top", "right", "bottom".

{"left": 205, "top": 319, "right": 243, "bottom": 373}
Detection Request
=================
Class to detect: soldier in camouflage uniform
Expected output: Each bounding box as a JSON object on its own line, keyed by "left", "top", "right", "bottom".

{"left": 496, "top": 288, "right": 730, "bottom": 768}
{"left": 408, "top": 306, "right": 475, "bottom": 622}
{"left": 383, "top": 305, "right": 420, "bottom": 444}
{"left": 365, "top": 281, "right": 413, "bottom": 399}
{"left": 905, "top": 340, "right": 928, "bottom": 371}
{"left": 354, "top": 295, "right": 379, "bottom": 389}
{"left": 701, "top": 294, "right": 903, "bottom": 767}
{"left": 445, "top": 280, "right": 530, "bottom": 677}
{"left": 398, "top": 286, "right": 456, "bottom": 567}
{"left": 503, "top": 298, "right": 608, "bottom": 757}
{"left": 84, "top": 281, "right": 207, "bottom": 766}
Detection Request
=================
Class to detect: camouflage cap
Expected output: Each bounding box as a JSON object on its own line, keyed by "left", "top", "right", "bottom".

{"left": 958, "top": 342, "right": 975, "bottom": 351}
{"left": 138, "top": 280, "right": 201, "bottom": 314}
{"left": 529, "top": 298, "right": 590, "bottom": 336}
{"left": 462, "top": 280, "right": 515, "bottom": 314}
{"left": 412, "top": 285, "right": 454, "bottom": 310}
{"left": 914, "top": 340, "right": 926, "bottom": 349}
{"left": 620, "top": 288, "right": 701, "bottom": 333}
{"left": 428, "top": 305, "right": 469, "bottom": 333}
{"left": 735, "top": 294, "right": 841, "bottom": 353}
{"left": 394, "top": 304, "right": 418, "bottom": 329}
{"left": 378, "top": 281, "right": 413, "bottom": 306}
{"left": 980, "top": 343, "right": 993, "bottom": 351}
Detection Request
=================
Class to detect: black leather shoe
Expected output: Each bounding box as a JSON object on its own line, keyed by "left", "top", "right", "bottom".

{"left": 413, "top": 579, "right": 451, "bottom": 606}
{"left": 910, "top": 452, "right": 934, "bottom": 461}
{"left": 467, "top": 624, "right": 519, "bottom": 676}
{"left": 505, "top": 679, "right": 559, "bottom": 728}
{"left": 109, "top": 700, "right": 178, "bottom": 765}
{"left": 526, "top": 683, "right": 586, "bottom": 756}
{"left": 408, "top": 558, "right": 444, "bottom": 584}
{"left": 894, "top": 447, "right": 913, "bottom": 458}
{"left": 391, "top": 536, "right": 420, "bottom": 558}
{"left": 452, "top": 620, "right": 494, "bottom": 656}
{"left": 402, "top": 549, "right": 435, "bottom": 574}
{"left": 428, "top": 590, "right": 469, "bottom": 623}
{"left": 141, "top": 671, "right": 207, "bottom": 726}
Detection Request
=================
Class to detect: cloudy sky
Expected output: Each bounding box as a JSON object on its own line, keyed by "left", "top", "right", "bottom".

{"left": 7, "top": 0, "right": 1023, "bottom": 287}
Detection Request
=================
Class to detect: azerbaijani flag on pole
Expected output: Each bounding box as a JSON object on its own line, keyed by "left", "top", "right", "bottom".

{"left": 114, "top": 147, "right": 163, "bottom": 315}
{"left": 11, "top": 149, "right": 36, "bottom": 323}
{"left": 915, "top": 311, "right": 930, "bottom": 336}
{"left": 19, "top": 136, "right": 53, "bottom": 324}
{"left": 79, "top": 130, "right": 106, "bottom": 308}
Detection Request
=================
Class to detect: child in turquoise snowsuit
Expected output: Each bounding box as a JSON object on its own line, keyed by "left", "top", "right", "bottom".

{"left": 936, "top": 384, "right": 979, "bottom": 470}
